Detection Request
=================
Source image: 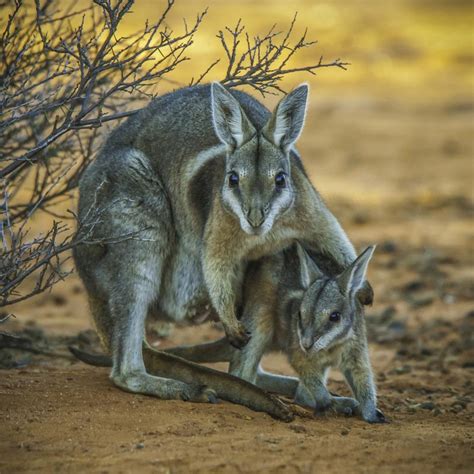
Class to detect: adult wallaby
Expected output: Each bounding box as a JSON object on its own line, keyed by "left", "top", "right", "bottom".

{"left": 73, "top": 82, "right": 370, "bottom": 410}
{"left": 160, "top": 244, "right": 385, "bottom": 423}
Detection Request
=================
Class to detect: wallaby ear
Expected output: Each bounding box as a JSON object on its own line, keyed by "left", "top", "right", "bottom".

{"left": 210, "top": 82, "right": 255, "bottom": 150}
{"left": 337, "top": 246, "right": 376, "bottom": 297}
{"left": 296, "top": 242, "right": 324, "bottom": 289}
{"left": 262, "top": 84, "right": 309, "bottom": 152}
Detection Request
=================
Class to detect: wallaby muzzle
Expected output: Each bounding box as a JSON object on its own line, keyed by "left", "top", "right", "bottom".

{"left": 299, "top": 331, "right": 315, "bottom": 352}
{"left": 247, "top": 207, "right": 265, "bottom": 228}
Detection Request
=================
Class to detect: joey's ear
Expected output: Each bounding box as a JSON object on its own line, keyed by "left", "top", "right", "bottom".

{"left": 211, "top": 82, "right": 255, "bottom": 150}
{"left": 262, "top": 84, "right": 309, "bottom": 152}
{"left": 296, "top": 242, "right": 324, "bottom": 289}
{"left": 337, "top": 246, "right": 376, "bottom": 297}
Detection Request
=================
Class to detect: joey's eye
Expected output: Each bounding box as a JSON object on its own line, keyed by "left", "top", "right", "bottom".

{"left": 329, "top": 312, "right": 341, "bottom": 323}
{"left": 228, "top": 172, "right": 239, "bottom": 188}
{"left": 275, "top": 172, "right": 286, "bottom": 189}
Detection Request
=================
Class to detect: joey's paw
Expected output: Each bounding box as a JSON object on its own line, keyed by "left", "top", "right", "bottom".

{"left": 363, "top": 408, "right": 388, "bottom": 424}
{"left": 180, "top": 385, "right": 218, "bottom": 404}
{"left": 357, "top": 280, "right": 374, "bottom": 306}
{"left": 225, "top": 323, "right": 251, "bottom": 349}
{"left": 331, "top": 397, "right": 360, "bottom": 416}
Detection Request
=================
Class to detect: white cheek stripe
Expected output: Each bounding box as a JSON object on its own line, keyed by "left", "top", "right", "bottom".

{"left": 186, "top": 145, "right": 227, "bottom": 181}
{"left": 312, "top": 323, "right": 346, "bottom": 352}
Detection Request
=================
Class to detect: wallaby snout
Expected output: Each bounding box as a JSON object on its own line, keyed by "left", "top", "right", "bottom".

{"left": 300, "top": 336, "right": 314, "bottom": 352}
{"left": 247, "top": 207, "right": 265, "bottom": 228}
{"left": 299, "top": 328, "right": 315, "bottom": 352}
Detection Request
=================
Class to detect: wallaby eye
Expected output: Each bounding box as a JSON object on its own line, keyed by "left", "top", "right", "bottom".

{"left": 275, "top": 172, "right": 286, "bottom": 189}
{"left": 329, "top": 311, "right": 341, "bottom": 323}
{"left": 228, "top": 171, "right": 239, "bottom": 188}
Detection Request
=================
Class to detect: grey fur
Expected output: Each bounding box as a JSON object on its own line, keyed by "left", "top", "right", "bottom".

{"left": 73, "top": 83, "right": 359, "bottom": 415}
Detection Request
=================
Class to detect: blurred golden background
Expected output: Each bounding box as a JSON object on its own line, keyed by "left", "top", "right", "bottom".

{"left": 129, "top": 0, "right": 473, "bottom": 98}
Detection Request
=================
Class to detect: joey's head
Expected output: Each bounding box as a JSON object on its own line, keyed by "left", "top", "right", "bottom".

{"left": 211, "top": 82, "right": 308, "bottom": 236}
{"left": 295, "top": 243, "right": 376, "bottom": 353}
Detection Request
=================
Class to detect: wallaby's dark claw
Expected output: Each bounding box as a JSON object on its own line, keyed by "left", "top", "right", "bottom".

{"left": 375, "top": 408, "right": 388, "bottom": 423}
{"left": 226, "top": 323, "right": 251, "bottom": 349}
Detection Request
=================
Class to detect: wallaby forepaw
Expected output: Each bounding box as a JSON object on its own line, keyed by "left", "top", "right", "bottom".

{"left": 225, "top": 322, "right": 251, "bottom": 349}
{"left": 313, "top": 396, "right": 359, "bottom": 417}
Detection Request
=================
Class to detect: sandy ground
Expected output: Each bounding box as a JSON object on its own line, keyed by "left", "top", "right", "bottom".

{"left": 1, "top": 89, "right": 473, "bottom": 473}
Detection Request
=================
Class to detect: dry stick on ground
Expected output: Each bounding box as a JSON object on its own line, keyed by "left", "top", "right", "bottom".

{"left": 0, "top": 1, "right": 348, "bottom": 308}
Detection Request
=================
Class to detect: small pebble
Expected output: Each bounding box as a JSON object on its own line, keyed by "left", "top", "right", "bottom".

{"left": 419, "top": 402, "right": 436, "bottom": 410}
{"left": 135, "top": 442, "right": 145, "bottom": 449}
{"left": 289, "top": 424, "right": 307, "bottom": 434}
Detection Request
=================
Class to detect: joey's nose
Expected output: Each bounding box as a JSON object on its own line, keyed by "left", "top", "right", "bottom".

{"left": 247, "top": 207, "right": 265, "bottom": 228}
{"left": 301, "top": 336, "right": 314, "bottom": 352}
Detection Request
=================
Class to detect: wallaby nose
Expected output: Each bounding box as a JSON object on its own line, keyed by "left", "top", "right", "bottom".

{"left": 301, "top": 336, "right": 314, "bottom": 352}
{"left": 247, "top": 207, "right": 265, "bottom": 228}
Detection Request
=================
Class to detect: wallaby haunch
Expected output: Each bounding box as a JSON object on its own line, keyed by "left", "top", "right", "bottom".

{"left": 73, "top": 82, "right": 370, "bottom": 414}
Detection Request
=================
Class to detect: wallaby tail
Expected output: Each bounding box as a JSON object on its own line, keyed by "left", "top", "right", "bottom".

{"left": 164, "top": 337, "right": 234, "bottom": 363}
{"left": 69, "top": 336, "right": 233, "bottom": 366}
{"left": 142, "top": 342, "right": 293, "bottom": 421}
{"left": 69, "top": 342, "right": 293, "bottom": 421}
{"left": 69, "top": 346, "right": 112, "bottom": 366}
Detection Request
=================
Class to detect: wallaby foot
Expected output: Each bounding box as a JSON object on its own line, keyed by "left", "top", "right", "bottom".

{"left": 322, "top": 396, "right": 360, "bottom": 416}
{"left": 359, "top": 407, "right": 387, "bottom": 424}
{"left": 305, "top": 394, "right": 359, "bottom": 417}
{"left": 296, "top": 376, "right": 358, "bottom": 416}
{"left": 342, "top": 357, "right": 387, "bottom": 423}
{"left": 111, "top": 371, "right": 217, "bottom": 403}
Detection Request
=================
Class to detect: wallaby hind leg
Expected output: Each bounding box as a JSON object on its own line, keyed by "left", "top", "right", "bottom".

{"left": 109, "top": 276, "right": 215, "bottom": 402}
